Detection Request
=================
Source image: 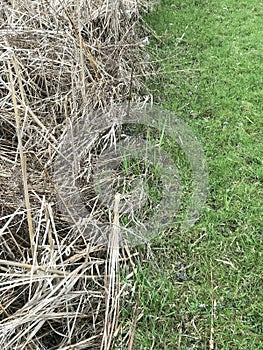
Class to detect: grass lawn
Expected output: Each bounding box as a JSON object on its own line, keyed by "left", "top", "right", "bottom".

{"left": 120, "top": 1, "right": 263, "bottom": 349}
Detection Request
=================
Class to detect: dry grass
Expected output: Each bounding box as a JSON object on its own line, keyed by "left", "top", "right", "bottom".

{"left": 0, "top": 1, "right": 155, "bottom": 348}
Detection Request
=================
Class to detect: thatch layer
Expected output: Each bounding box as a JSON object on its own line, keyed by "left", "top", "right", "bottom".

{"left": 0, "top": 1, "right": 155, "bottom": 348}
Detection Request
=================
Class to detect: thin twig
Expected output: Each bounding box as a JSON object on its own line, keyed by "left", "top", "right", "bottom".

{"left": 8, "top": 57, "right": 35, "bottom": 256}
{"left": 210, "top": 265, "right": 215, "bottom": 350}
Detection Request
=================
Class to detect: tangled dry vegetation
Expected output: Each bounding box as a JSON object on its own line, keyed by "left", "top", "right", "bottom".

{"left": 0, "top": 1, "right": 156, "bottom": 348}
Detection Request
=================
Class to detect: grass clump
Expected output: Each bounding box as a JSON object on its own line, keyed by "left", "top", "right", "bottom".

{"left": 0, "top": 1, "right": 155, "bottom": 349}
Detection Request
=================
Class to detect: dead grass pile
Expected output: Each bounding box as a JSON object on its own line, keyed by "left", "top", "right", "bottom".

{"left": 0, "top": 1, "right": 156, "bottom": 348}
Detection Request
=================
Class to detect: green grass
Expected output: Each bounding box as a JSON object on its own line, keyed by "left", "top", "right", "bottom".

{"left": 119, "top": 0, "right": 263, "bottom": 349}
